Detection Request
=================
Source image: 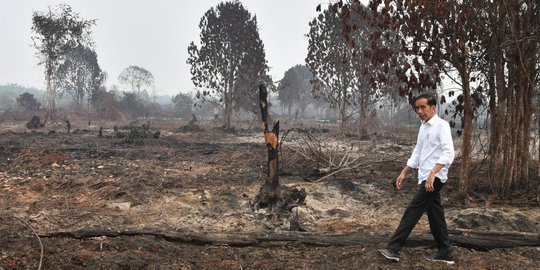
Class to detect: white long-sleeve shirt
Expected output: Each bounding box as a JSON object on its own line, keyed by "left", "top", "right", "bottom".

{"left": 406, "top": 114, "right": 455, "bottom": 184}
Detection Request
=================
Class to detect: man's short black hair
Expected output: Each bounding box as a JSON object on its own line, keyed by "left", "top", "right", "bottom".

{"left": 415, "top": 93, "right": 437, "bottom": 107}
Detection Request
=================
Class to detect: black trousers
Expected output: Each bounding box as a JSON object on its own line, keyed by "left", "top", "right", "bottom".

{"left": 387, "top": 178, "right": 452, "bottom": 255}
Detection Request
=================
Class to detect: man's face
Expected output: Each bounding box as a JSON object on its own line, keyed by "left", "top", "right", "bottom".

{"left": 415, "top": 98, "right": 436, "bottom": 121}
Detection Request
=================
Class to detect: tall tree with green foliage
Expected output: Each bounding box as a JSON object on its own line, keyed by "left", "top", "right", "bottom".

{"left": 31, "top": 3, "right": 95, "bottom": 123}
{"left": 54, "top": 45, "right": 103, "bottom": 109}
{"left": 188, "top": 1, "right": 269, "bottom": 129}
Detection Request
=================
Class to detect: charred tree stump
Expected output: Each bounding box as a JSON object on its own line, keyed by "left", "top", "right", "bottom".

{"left": 64, "top": 119, "right": 71, "bottom": 133}
{"left": 178, "top": 114, "right": 201, "bottom": 132}
{"left": 188, "top": 114, "right": 197, "bottom": 126}
{"left": 26, "top": 116, "right": 44, "bottom": 129}
{"left": 253, "top": 84, "right": 306, "bottom": 216}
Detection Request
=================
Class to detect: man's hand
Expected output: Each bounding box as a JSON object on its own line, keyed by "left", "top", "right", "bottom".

{"left": 395, "top": 165, "right": 412, "bottom": 191}
{"left": 396, "top": 173, "right": 406, "bottom": 190}
{"left": 425, "top": 172, "right": 436, "bottom": 192}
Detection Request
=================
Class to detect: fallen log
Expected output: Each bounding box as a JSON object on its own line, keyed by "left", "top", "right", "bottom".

{"left": 446, "top": 228, "right": 540, "bottom": 250}
{"left": 39, "top": 228, "right": 540, "bottom": 250}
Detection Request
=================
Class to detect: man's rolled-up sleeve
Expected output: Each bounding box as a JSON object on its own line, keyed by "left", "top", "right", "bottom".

{"left": 436, "top": 122, "right": 455, "bottom": 166}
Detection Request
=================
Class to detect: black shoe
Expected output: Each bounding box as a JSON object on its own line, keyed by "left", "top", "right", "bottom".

{"left": 425, "top": 253, "right": 455, "bottom": 265}
{"left": 379, "top": 248, "right": 399, "bottom": 262}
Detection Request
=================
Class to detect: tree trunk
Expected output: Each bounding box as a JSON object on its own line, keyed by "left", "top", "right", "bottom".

{"left": 287, "top": 103, "right": 292, "bottom": 117}
{"left": 339, "top": 88, "right": 347, "bottom": 131}
{"left": 496, "top": 0, "right": 538, "bottom": 198}
{"left": 254, "top": 84, "right": 281, "bottom": 209}
{"left": 491, "top": 4, "right": 508, "bottom": 196}
{"left": 225, "top": 90, "right": 233, "bottom": 130}
{"left": 515, "top": 81, "right": 526, "bottom": 186}
{"left": 500, "top": 82, "right": 511, "bottom": 196}
{"left": 360, "top": 104, "right": 368, "bottom": 135}
{"left": 509, "top": 72, "right": 518, "bottom": 187}
{"left": 487, "top": 75, "right": 499, "bottom": 188}
{"left": 254, "top": 84, "right": 306, "bottom": 214}
{"left": 487, "top": 23, "right": 500, "bottom": 190}
{"left": 43, "top": 62, "right": 54, "bottom": 124}
{"left": 518, "top": 38, "right": 536, "bottom": 187}
{"left": 457, "top": 68, "right": 473, "bottom": 202}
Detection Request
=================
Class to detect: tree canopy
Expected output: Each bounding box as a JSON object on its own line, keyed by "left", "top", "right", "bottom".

{"left": 172, "top": 92, "right": 194, "bottom": 118}
{"left": 187, "top": 1, "right": 269, "bottom": 129}
{"left": 307, "top": 5, "right": 389, "bottom": 132}
{"left": 117, "top": 65, "right": 155, "bottom": 97}
{"left": 277, "top": 65, "right": 315, "bottom": 117}
{"left": 16, "top": 92, "right": 41, "bottom": 112}
{"left": 54, "top": 45, "right": 104, "bottom": 109}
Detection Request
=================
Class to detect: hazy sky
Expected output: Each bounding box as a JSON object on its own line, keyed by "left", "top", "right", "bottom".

{"left": 0, "top": 0, "right": 324, "bottom": 96}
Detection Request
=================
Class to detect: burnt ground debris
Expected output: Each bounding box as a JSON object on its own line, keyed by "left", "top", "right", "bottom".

{"left": 1, "top": 118, "right": 539, "bottom": 269}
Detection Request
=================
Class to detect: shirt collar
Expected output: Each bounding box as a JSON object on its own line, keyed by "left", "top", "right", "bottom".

{"left": 422, "top": 114, "right": 439, "bottom": 126}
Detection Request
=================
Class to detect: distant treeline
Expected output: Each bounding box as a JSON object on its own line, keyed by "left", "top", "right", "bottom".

{"left": 0, "top": 83, "right": 178, "bottom": 112}
{"left": 0, "top": 84, "right": 43, "bottom": 111}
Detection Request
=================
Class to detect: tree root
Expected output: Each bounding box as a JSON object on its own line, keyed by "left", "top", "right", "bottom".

{"left": 253, "top": 184, "right": 306, "bottom": 216}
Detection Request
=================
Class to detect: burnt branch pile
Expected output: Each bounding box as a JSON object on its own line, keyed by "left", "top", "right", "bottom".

{"left": 114, "top": 121, "right": 160, "bottom": 143}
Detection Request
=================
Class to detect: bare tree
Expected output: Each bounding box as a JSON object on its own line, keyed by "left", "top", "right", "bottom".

{"left": 118, "top": 65, "right": 154, "bottom": 96}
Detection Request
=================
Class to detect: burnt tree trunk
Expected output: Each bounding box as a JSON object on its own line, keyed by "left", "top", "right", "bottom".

{"left": 458, "top": 69, "right": 473, "bottom": 203}
{"left": 254, "top": 84, "right": 305, "bottom": 215}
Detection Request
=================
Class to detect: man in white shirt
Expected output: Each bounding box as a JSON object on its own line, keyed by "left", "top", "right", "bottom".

{"left": 379, "top": 94, "right": 455, "bottom": 265}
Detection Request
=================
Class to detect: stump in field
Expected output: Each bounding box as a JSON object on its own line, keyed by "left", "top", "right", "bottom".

{"left": 177, "top": 114, "right": 201, "bottom": 132}
{"left": 26, "top": 116, "right": 43, "bottom": 129}
{"left": 64, "top": 119, "right": 71, "bottom": 133}
{"left": 253, "top": 84, "right": 306, "bottom": 216}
